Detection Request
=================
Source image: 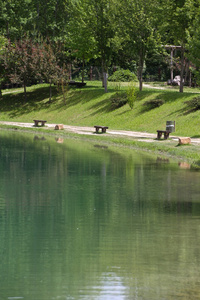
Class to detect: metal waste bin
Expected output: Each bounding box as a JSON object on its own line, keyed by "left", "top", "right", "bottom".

{"left": 166, "top": 121, "right": 175, "bottom": 133}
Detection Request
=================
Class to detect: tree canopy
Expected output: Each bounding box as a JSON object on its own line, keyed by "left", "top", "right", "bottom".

{"left": 0, "top": 0, "right": 200, "bottom": 92}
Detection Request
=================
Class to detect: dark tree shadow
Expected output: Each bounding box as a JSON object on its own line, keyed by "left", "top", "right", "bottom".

{"left": 0, "top": 86, "right": 57, "bottom": 117}
{"left": 88, "top": 99, "right": 113, "bottom": 116}
{"left": 191, "top": 135, "right": 200, "bottom": 138}
{"left": 0, "top": 85, "right": 110, "bottom": 117}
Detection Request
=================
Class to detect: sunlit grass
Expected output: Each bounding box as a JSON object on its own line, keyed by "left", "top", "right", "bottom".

{"left": 1, "top": 80, "right": 200, "bottom": 137}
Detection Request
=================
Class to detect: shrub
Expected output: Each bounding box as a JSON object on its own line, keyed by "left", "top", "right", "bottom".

{"left": 143, "top": 99, "right": 164, "bottom": 110}
{"left": 184, "top": 97, "right": 200, "bottom": 111}
{"left": 110, "top": 91, "right": 127, "bottom": 108}
{"left": 108, "top": 69, "right": 138, "bottom": 82}
{"left": 127, "top": 84, "right": 138, "bottom": 109}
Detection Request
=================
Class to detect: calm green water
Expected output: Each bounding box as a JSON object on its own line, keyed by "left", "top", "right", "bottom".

{"left": 0, "top": 131, "right": 200, "bottom": 300}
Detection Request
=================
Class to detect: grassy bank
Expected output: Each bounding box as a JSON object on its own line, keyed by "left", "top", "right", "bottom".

{"left": 1, "top": 81, "right": 200, "bottom": 137}
{"left": 1, "top": 81, "right": 200, "bottom": 164}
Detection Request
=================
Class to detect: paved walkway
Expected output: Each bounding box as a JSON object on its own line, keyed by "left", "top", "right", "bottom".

{"left": 0, "top": 121, "right": 200, "bottom": 144}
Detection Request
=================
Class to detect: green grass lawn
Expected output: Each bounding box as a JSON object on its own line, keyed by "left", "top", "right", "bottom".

{"left": 1, "top": 80, "right": 200, "bottom": 137}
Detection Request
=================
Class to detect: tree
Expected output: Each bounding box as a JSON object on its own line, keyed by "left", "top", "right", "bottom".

{"left": 0, "top": 35, "right": 7, "bottom": 97}
{"left": 185, "top": 1, "right": 200, "bottom": 84}
{"left": 0, "top": 0, "right": 33, "bottom": 40}
{"left": 0, "top": 0, "right": 70, "bottom": 42}
{"left": 30, "top": 0, "right": 69, "bottom": 40}
{"left": 158, "top": 0, "right": 198, "bottom": 92}
{"left": 2, "top": 37, "right": 63, "bottom": 102}
{"left": 72, "top": 0, "right": 118, "bottom": 92}
{"left": 36, "top": 41, "right": 61, "bottom": 102}
{"left": 118, "top": 0, "right": 159, "bottom": 91}
{"left": 67, "top": 1, "right": 97, "bottom": 83}
{"left": 3, "top": 38, "right": 36, "bottom": 101}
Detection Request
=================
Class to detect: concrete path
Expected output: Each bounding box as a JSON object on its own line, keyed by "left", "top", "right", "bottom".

{"left": 0, "top": 121, "right": 200, "bottom": 144}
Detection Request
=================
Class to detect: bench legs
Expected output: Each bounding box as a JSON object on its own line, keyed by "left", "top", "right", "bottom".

{"left": 94, "top": 126, "right": 108, "bottom": 133}
{"left": 157, "top": 131, "right": 170, "bottom": 140}
{"left": 34, "top": 121, "right": 46, "bottom": 127}
{"left": 157, "top": 132, "right": 162, "bottom": 139}
{"left": 164, "top": 132, "right": 169, "bottom": 139}
{"left": 95, "top": 128, "right": 106, "bottom": 133}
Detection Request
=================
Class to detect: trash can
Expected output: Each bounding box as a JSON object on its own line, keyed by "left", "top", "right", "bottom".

{"left": 166, "top": 121, "right": 175, "bottom": 133}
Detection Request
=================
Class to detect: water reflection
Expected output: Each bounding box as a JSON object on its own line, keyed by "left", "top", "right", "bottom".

{"left": 0, "top": 131, "right": 200, "bottom": 299}
{"left": 34, "top": 135, "right": 46, "bottom": 141}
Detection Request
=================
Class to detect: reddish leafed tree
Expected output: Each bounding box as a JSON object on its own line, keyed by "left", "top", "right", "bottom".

{"left": 36, "top": 41, "right": 60, "bottom": 102}
{"left": 3, "top": 37, "right": 36, "bottom": 102}
{"left": 2, "top": 37, "right": 66, "bottom": 102}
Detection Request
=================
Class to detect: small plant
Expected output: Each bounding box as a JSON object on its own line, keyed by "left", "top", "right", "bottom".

{"left": 110, "top": 91, "right": 127, "bottom": 108}
{"left": 108, "top": 69, "right": 138, "bottom": 82}
{"left": 113, "top": 82, "right": 122, "bottom": 91}
{"left": 184, "top": 96, "right": 200, "bottom": 111}
{"left": 126, "top": 83, "right": 138, "bottom": 109}
{"left": 143, "top": 98, "right": 164, "bottom": 110}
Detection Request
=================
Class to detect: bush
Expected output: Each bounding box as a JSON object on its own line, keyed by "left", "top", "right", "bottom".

{"left": 143, "top": 99, "right": 164, "bottom": 110}
{"left": 185, "top": 97, "right": 200, "bottom": 111}
{"left": 127, "top": 84, "right": 138, "bottom": 109}
{"left": 110, "top": 91, "right": 127, "bottom": 108}
{"left": 108, "top": 69, "right": 138, "bottom": 82}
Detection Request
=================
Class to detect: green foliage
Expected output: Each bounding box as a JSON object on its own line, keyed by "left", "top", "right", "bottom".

{"left": 126, "top": 83, "right": 138, "bottom": 109}
{"left": 108, "top": 69, "right": 138, "bottom": 82}
{"left": 143, "top": 98, "right": 164, "bottom": 110}
{"left": 110, "top": 91, "right": 127, "bottom": 108}
{"left": 117, "top": 0, "right": 159, "bottom": 91}
{"left": 0, "top": 0, "right": 68, "bottom": 41}
{"left": 184, "top": 96, "right": 200, "bottom": 111}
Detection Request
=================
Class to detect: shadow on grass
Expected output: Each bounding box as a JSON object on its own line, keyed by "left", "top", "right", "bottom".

{"left": 167, "top": 106, "right": 199, "bottom": 117}
{"left": 0, "top": 86, "right": 57, "bottom": 117}
{"left": 66, "top": 88, "right": 106, "bottom": 108}
{"left": 136, "top": 90, "right": 197, "bottom": 116}
{"left": 88, "top": 98, "right": 113, "bottom": 116}
{"left": 138, "top": 89, "right": 197, "bottom": 102}
{"left": 0, "top": 85, "right": 109, "bottom": 117}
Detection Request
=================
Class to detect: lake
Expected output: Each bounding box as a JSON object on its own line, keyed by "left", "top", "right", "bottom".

{"left": 0, "top": 130, "right": 200, "bottom": 300}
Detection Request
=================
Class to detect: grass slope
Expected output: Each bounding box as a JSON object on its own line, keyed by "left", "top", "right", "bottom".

{"left": 1, "top": 81, "right": 200, "bottom": 137}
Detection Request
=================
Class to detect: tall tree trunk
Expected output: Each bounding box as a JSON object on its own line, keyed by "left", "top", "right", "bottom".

{"left": 170, "top": 48, "right": 174, "bottom": 82}
{"left": 101, "top": 59, "right": 104, "bottom": 87}
{"left": 179, "top": 47, "right": 185, "bottom": 93}
{"left": 189, "top": 70, "right": 192, "bottom": 88}
{"left": 103, "top": 72, "right": 108, "bottom": 93}
{"left": 138, "top": 56, "right": 144, "bottom": 91}
{"left": 101, "top": 58, "right": 107, "bottom": 93}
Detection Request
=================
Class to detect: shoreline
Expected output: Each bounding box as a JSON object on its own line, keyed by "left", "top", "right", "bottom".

{"left": 0, "top": 121, "right": 200, "bottom": 166}
{"left": 0, "top": 120, "right": 199, "bottom": 142}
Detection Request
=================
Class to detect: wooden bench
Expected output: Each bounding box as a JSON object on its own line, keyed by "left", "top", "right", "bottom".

{"left": 157, "top": 130, "right": 170, "bottom": 139}
{"left": 33, "top": 120, "right": 47, "bottom": 127}
{"left": 94, "top": 125, "right": 109, "bottom": 133}
{"left": 69, "top": 81, "right": 86, "bottom": 88}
